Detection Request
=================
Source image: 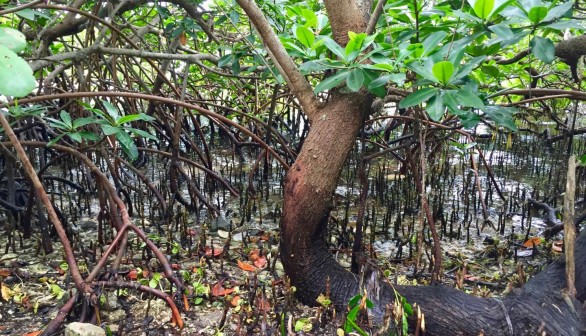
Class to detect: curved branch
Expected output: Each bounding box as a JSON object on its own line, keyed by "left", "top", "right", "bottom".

{"left": 235, "top": 0, "right": 319, "bottom": 118}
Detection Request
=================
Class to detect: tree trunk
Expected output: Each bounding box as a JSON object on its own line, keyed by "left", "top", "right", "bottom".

{"left": 279, "top": 90, "right": 586, "bottom": 334}
{"left": 280, "top": 92, "right": 373, "bottom": 306}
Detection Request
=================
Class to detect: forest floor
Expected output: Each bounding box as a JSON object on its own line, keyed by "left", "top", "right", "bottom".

{"left": 0, "top": 209, "right": 564, "bottom": 336}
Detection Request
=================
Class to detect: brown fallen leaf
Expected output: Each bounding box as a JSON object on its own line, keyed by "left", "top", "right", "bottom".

{"left": 211, "top": 282, "right": 235, "bottom": 297}
{"left": 238, "top": 260, "right": 256, "bottom": 272}
{"left": 254, "top": 256, "right": 267, "bottom": 269}
{"left": 23, "top": 331, "right": 43, "bottom": 336}
{"left": 204, "top": 246, "right": 223, "bottom": 257}
{"left": 522, "top": 237, "right": 542, "bottom": 248}
{"left": 0, "top": 269, "right": 10, "bottom": 277}
{"left": 231, "top": 295, "right": 241, "bottom": 307}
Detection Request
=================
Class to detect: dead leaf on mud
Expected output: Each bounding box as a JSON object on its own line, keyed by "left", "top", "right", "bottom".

{"left": 522, "top": 237, "right": 541, "bottom": 248}
{"left": 237, "top": 260, "right": 256, "bottom": 272}
{"left": 211, "top": 282, "right": 235, "bottom": 297}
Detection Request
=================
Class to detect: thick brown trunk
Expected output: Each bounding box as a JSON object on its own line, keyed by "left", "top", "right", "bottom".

{"left": 279, "top": 90, "right": 586, "bottom": 335}
{"left": 280, "top": 92, "right": 372, "bottom": 305}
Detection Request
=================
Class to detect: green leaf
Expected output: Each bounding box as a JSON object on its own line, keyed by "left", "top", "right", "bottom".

{"left": 399, "top": 87, "right": 439, "bottom": 108}
{"left": 456, "top": 89, "right": 485, "bottom": 108}
{"left": 545, "top": 20, "right": 584, "bottom": 30}
{"left": 451, "top": 56, "right": 486, "bottom": 82}
{"left": 543, "top": 1, "right": 573, "bottom": 21}
{"left": 0, "top": 27, "right": 27, "bottom": 53}
{"left": 432, "top": 61, "right": 454, "bottom": 85}
{"left": 346, "top": 69, "right": 364, "bottom": 92}
{"left": 320, "top": 36, "right": 346, "bottom": 61}
{"left": 345, "top": 32, "right": 367, "bottom": 61}
{"left": 73, "top": 117, "right": 96, "bottom": 128}
{"left": 426, "top": 91, "right": 446, "bottom": 121}
{"left": 407, "top": 61, "right": 439, "bottom": 83}
{"left": 528, "top": 6, "right": 548, "bottom": 23}
{"left": 482, "top": 105, "right": 517, "bottom": 130}
{"left": 101, "top": 124, "right": 120, "bottom": 136}
{"left": 473, "top": 0, "right": 495, "bottom": 19}
{"left": 422, "top": 31, "right": 448, "bottom": 55}
{"left": 59, "top": 111, "right": 73, "bottom": 128}
{"left": 0, "top": 46, "right": 36, "bottom": 97}
{"left": 295, "top": 26, "right": 314, "bottom": 48}
{"left": 116, "top": 113, "right": 155, "bottom": 125}
{"left": 102, "top": 100, "right": 121, "bottom": 121}
{"left": 117, "top": 131, "right": 138, "bottom": 160}
{"left": 314, "top": 70, "right": 349, "bottom": 93}
{"left": 530, "top": 36, "right": 555, "bottom": 63}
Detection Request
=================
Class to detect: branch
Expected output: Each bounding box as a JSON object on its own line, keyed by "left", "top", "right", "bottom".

{"left": 489, "top": 88, "right": 586, "bottom": 100}
{"left": 29, "top": 45, "right": 219, "bottom": 71}
{"left": 366, "top": 0, "right": 387, "bottom": 35}
{"left": 235, "top": 0, "right": 319, "bottom": 117}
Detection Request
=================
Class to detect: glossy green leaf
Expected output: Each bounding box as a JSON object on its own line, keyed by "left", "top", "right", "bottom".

{"left": 543, "top": 1, "right": 573, "bottom": 21}
{"left": 482, "top": 105, "right": 517, "bottom": 130}
{"left": 0, "top": 46, "right": 36, "bottom": 97}
{"left": 117, "top": 113, "right": 155, "bottom": 125}
{"left": 399, "top": 87, "right": 439, "bottom": 108}
{"left": 346, "top": 69, "right": 364, "bottom": 92}
{"left": 456, "top": 89, "right": 485, "bottom": 108}
{"left": 432, "top": 61, "right": 454, "bottom": 85}
{"left": 407, "top": 61, "right": 439, "bottom": 83}
{"left": 528, "top": 6, "right": 548, "bottom": 23}
{"left": 320, "top": 36, "right": 346, "bottom": 61}
{"left": 117, "top": 131, "right": 138, "bottom": 160}
{"left": 295, "top": 26, "right": 314, "bottom": 48}
{"left": 314, "top": 69, "right": 349, "bottom": 93}
{"left": 422, "top": 31, "right": 447, "bottom": 55}
{"left": 473, "top": 0, "right": 494, "bottom": 20}
{"left": 530, "top": 36, "right": 555, "bottom": 63}
{"left": 426, "top": 91, "right": 446, "bottom": 121}
{"left": 0, "top": 27, "right": 27, "bottom": 53}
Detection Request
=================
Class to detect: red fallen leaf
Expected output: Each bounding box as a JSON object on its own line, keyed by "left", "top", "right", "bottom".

{"left": 231, "top": 295, "right": 241, "bottom": 307}
{"left": 23, "top": 332, "right": 43, "bottom": 336}
{"left": 128, "top": 269, "right": 138, "bottom": 280}
{"left": 522, "top": 237, "right": 542, "bottom": 248}
{"left": 248, "top": 249, "right": 260, "bottom": 261}
{"left": 238, "top": 260, "right": 256, "bottom": 272}
{"left": 0, "top": 269, "right": 10, "bottom": 277}
{"left": 142, "top": 269, "right": 150, "bottom": 278}
{"left": 204, "top": 246, "right": 223, "bottom": 257}
{"left": 211, "top": 282, "right": 235, "bottom": 297}
{"left": 254, "top": 256, "right": 267, "bottom": 269}
{"left": 171, "top": 263, "right": 181, "bottom": 270}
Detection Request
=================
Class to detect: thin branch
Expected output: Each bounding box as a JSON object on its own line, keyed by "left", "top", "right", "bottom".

{"left": 29, "top": 45, "right": 219, "bottom": 71}
{"left": 235, "top": 0, "right": 319, "bottom": 117}
{"left": 366, "top": 0, "right": 387, "bottom": 35}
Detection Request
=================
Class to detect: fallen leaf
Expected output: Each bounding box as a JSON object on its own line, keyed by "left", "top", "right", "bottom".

{"left": 254, "top": 256, "right": 267, "bottom": 269}
{"left": 0, "top": 269, "right": 10, "bottom": 277}
{"left": 127, "top": 270, "right": 138, "bottom": 280}
{"left": 23, "top": 331, "right": 42, "bottom": 336}
{"left": 1, "top": 282, "right": 12, "bottom": 301}
{"left": 211, "top": 282, "right": 235, "bottom": 297}
{"left": 231, "top": 295, "right": 241, "bottom": 307}
{"left": 238, "top": 260, "right": 256, "bottom": 272}
{"left": 171, "top": 263, "right": 181, "bottom": 270}
{"left": 552, "top": 241, "right": 563, "bottom": 253}
{"left": 204, "top": 246, "right": 223, "bottom": 257}
{"left": 248, "top": 249, "right": 260, "bottom": 261}
{"left": 522, "top": 237, "right": 541, "bottom": 248}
